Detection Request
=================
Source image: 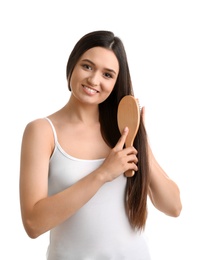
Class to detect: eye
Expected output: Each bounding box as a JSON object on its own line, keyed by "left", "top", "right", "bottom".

{"left": 104, "top": 72, "right": 113, "bottom": 79}
{"left": 82, "top": 64, "right": 92, "bottom": 70}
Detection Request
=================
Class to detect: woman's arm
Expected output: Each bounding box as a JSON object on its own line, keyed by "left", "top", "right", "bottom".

{"left": 141, "top": 107, "right": 182, "bottom": 216}
{"left": 148, "top": 145, "right": 182, "bottom": 217}
{"left": 19, "top": 120, "right": 137, "bottom": 238}
{"left": 19, "top": 119, "right": 107, "bottom": 238}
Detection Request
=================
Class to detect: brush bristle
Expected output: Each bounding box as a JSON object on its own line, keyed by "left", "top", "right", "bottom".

{"left": 136, "top": 98, "right": 142, "bottom": 111}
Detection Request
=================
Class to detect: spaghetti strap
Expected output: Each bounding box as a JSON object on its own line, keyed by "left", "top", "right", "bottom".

{"left": 45, "top": 117, "right": 58, "bottom": 144}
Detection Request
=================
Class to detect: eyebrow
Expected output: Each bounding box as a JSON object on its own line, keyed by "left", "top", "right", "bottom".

{"left": 81, "top": 59, "right": 117, "bottom": 75}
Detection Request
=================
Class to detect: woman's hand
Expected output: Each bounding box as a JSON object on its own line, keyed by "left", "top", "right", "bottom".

{"left": 99, "top": 127, "right": 138, "bottom": 182}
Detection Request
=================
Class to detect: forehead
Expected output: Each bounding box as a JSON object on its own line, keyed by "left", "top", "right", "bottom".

{"left": 79, "top": 47, "right": 119, "bottom": 72}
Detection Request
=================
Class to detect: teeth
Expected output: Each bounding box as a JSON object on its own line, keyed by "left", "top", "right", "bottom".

{"left": 84, "top": 86, "right": 97, "bottom": 94}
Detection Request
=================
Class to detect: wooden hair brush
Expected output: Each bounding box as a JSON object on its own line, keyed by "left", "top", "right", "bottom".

{"left": 117, "top": 95, "right": 140, "bottom": 177}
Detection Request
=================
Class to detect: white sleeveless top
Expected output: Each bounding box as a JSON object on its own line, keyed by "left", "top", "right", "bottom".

{"left": 45, "top": 118, "right": 151, "bottom": 260}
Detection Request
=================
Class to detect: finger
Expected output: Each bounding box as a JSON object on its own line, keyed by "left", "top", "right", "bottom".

{"left": 124, "top": 157, "right": 138, "bottom": 177}
{"left": 125, "top": 146, "right": 138, "bottom": 156}
{"left": 125, "top": 153, "right": 138, "bottom": 164}
{"left": 114, "top": 126, "right": 129, "bottom": 151}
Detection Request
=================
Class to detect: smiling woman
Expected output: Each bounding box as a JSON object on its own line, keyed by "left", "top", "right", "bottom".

{"left": 69, "top": 47, "right": 119, "bottom": 103}
{"left": 19, "top": 30, "right": 182, "bottom": 260}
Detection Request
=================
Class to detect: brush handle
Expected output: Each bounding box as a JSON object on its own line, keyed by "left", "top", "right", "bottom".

{"left": 125, "top": 134, "right": 134, "bottom": 148}
{"left": 125, "top": 169, "right": 135, "bottom": 177}
{"left": 125, "top": 136, "right": 135, "bottom": 177}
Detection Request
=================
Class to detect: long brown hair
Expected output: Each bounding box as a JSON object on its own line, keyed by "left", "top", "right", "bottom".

{"left": 66, "top": 30, "right": 149, "bottom": 230}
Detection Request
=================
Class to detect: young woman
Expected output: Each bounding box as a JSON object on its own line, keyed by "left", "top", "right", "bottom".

{"left": 19, "top": 30, "right": 182, "bottom": 259}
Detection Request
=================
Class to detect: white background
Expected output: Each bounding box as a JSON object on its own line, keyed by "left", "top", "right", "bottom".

{"left": 1, "top": 0, "right": 198, "bottom": 259}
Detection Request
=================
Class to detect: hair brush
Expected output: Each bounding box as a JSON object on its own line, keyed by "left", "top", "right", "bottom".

{"left": 117, "top": 95, "right": 140, "bottom": 177}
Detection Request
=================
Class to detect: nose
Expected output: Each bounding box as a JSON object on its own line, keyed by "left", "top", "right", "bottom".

{"left": 87, "top": 72, "right": 99, "bottom": 87}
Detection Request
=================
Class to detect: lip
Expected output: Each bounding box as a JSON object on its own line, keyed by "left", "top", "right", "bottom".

{"left": 82, "top": 85, "right": 99, "bottom": 95}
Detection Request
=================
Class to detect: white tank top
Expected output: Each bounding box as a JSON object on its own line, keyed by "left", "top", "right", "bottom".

{"left": 45, "top": 118, "right": 151, "bottom": 260}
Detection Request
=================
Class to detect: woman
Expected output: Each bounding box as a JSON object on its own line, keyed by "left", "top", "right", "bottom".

{"left": 19, "top": 30, "right": 182, "bottom": 259}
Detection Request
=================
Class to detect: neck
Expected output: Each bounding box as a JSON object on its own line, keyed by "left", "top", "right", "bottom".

{"left": 64, "top": 95, "right": 99, "bottom": 125}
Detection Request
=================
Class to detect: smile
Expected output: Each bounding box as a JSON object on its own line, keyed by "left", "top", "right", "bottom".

{"left": 82, "top": 85, "right": 99, "bottom": 94}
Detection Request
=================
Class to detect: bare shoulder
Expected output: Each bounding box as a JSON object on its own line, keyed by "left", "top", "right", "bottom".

{"left": 22, "top": 118, "right": 54, "bottom": 151}
{"left": 23, "top": 118, "right": 52, "bottom": 136}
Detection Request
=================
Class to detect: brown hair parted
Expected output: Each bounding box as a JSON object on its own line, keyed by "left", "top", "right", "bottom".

{"left": 66, "top": 30, "right": 150, "bottom": 231}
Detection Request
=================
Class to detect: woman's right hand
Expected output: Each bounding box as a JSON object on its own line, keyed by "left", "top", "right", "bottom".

{"left": 99, "top": 127, "right": 138, "bottom": 182}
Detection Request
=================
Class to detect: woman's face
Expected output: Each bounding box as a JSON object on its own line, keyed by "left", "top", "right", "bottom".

{"left": 70, "top": 47, "right": 119, "bottom": 105}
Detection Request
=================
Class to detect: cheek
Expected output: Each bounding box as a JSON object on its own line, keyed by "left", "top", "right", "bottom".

{"left": 105, "top": 81, "right": 116, "bottom": 93}
{"left": 69, "top": 69, "right": 81, "bottom": 89}
{"left": 70, "top": 68, "right": 87, "bottom": 84}
{"left": 99, "top": 83, "right": 115, "bottom": 103}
